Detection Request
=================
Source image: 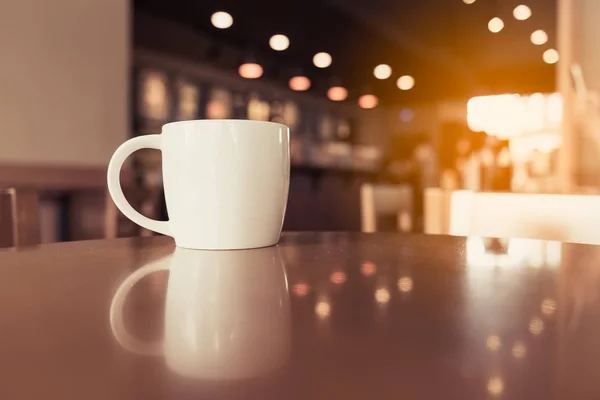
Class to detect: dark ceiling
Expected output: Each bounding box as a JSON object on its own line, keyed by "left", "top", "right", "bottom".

{"left": 133, "top": 0, "right": 557, "bottom": 106}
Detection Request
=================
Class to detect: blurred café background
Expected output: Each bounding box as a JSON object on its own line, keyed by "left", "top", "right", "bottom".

{"left": 1, "top": 0, "right": 599, "bottom": 245}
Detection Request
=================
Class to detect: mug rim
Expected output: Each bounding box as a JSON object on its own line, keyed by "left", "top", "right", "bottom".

{"left": 163, "top": 119, "right": 289, "bottom": 130}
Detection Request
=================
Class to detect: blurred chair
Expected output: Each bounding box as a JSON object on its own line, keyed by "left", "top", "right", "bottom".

{"left": 424, "top": 189, "right": 600, "bottom": 245}
{"left": 0, "top": 188, "right": 41, "bottom": 247}
{"left": 360, "top": 184, "right": 413, "bottom": 233}
{"left": 424, "top": 188, "right": 453, "bottom": 235}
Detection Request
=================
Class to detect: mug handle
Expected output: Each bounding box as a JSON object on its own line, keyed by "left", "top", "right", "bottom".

{"left": 107, "top": 134, "right": 170, "bottom": 236}
{"left": 109, "top": 259, "right": 170, "bottom": 356}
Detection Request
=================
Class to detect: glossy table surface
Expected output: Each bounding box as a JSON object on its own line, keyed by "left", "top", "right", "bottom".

{"left": 1, "top": 232, "right": 600, "bottom": 399}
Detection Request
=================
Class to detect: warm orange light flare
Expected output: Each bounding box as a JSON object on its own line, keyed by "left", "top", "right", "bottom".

{"left": 488, "top": 17, "right": 504, "bottom": 33}
{"left": 467, "top": 93, "right": 563, "bottom": 139}
{"left": 238, "top": 63, "right": 263, "bottom": 79}
{"left": 327, "top": 86, "right": 348, "bottom": 101}
{"left": 358, "top": 94, "right": 378, "bottom": 109}
{"left": 289, "top": 76, "right": 311, "bottom": 91}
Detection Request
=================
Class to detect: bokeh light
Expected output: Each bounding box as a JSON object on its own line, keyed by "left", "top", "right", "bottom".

{"left": 269, "top": 34, "right": 289, "bottom": 51}
{"left": 513, "top": 5, "right": 532, "bottom": 20}
{"left": 238, "top": 63, "right": 263, "bottom": 79}
{"left": 463, "top": 0, "right": 476, "bottom": 4}
{"left": 291, "top": 282, "right": 310, "bottom": 297}
{"left": 373, "top": 64, "right": 392, "bottom": 79}
{"left": 327, "top": 86, "right": 348, "bottom": 101}
{"left": 400, "top": 108, "right": 414, "bottom": 122}
{"left": 512, "top": 341, "right": 527, "bottom": 359}
{"left": 487, "top": 377, "right": 504, "bottom": 396}
{"left": 543, "top": 49, "right": 559, "bottom": 64}
{"left": 211, "top": 11, "right": 233, "bottom": 29}
{"left": 488, "top": 17, "right": 504, "bottom": 33}
{"left": 330, "top": 271, "right": 347, "bottom": 285}
{"left": 313, "top": 52, "right": 332, "bottom": 68}
{"left": 397, "top": 276, "right": 413, "bottom": 292}
{"left": 315, "top": 301, "right": 331, "bottom": 319}
{"left": 358, "top": 94, "right": 378, "bottom": 109}
{"left": 289, "top": 76, "right": 311, "bottom": 91}
{"left": 541, "top": 298, "right": 557, "bottom": 316}
{"left": 531, "top": 30, "right": 548, "bottom": 45}
{"left": 360, "top": 261, "right": 377, "bottom": 277}
{"left": 529, "top": 317, "right": 544, "bottom": 335}
{"left": 397, "top": 75, "right": 415, "bottom": 90}
{"left": 486, "top": 335, "right": 501, "bottom": 352}
{"left": 375, "top": 288, "right": 391, "bottom": 304}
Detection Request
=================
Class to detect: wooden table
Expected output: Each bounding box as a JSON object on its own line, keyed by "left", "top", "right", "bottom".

{"left": 1, "top": 232, "right": 599, "bottom": 399}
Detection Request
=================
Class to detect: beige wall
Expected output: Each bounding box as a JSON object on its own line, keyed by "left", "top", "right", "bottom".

{"left": 0, "top": 0, "right": 129, "bottom": 167}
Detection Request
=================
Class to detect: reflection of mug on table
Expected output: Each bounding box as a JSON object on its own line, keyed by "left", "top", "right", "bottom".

{"left": 110, "top": 246, "right": 290, "bottom": 380}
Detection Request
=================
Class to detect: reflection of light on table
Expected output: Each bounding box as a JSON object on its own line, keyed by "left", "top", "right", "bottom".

{"left": 512, "top": 341, "right": 527, "bottom": 359}
{"left": 541, "top": 298, "right": 557, "bottom": 316}
{"left": 291, "top": 282, "right": 310, "bottom": 297}
{"left": 315, "top": 302, "right": 331, "bottom": 319}
{"left": 397, "top": 277, "right": 413, "bottom": 293}
{"left": 466, "top": 237, "right": 562, "bottom": 268}
{"left": 398, "top": 211, "right": 412, "bottom": 232}
{"left": 529, "top": 317, "right": 544, "bottom": 335}
{"left": 360, "top": 261, "right": 377, "bottom": 277}
{"left": 330, "top": 271, "right": 347, "bottom": 285}
{"left": 487, "top": 377, "right": 504, "bottom": 396}
{"left": 375, "top": 288, "right": 390, "bottom": 304}
{"left": 486, "top": 335, "right": 501, "bottom": 352}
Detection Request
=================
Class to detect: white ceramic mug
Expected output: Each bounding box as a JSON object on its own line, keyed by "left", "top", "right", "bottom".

{"left": 110, "top": 246, "right": 291, "bottom": 380}
{"left": 107, "top": 120, "right": 290, "bottom": 250}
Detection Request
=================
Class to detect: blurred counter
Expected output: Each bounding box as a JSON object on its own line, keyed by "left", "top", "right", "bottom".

{"left": 424, "top": 188, "right": 600, "bottom": 244}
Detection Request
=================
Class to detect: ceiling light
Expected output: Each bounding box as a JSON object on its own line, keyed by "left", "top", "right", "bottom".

{"left": 488, "top": 17, "right": 504, "bottom": 33}
{"left": 358, "top": 94, "right": 378, "bottom": 109}
{"left": 373, "top": 64, "right": 392, "bottom": 79}
{"left": 327, "top": 86, "right": 348, "bottom": 101}
{"left": 211, "top": 11, "right": 233, "bottom": 29}
{"left": 543, "top": 49, "right": 559, "bottom": 64}
{"left": 313, "top": 52, "right": 332, "bottom": 68}
{"left": 463, "top": 0, "right": 476, "bottom": 3}
{"left": 531, "top": 30, "right": 548, "bottom": 45}
{"left": 397, "top": 75, "right": 415, "bottom": 90}
{"left": 238, "top": 63, "right": 263, "bottom": 79}
{"left": 269, "top": 34, "right": 289, "bottom": 51}
{"left": 513, "top": 5, "right": 532, "bottom": 20}
{"left": 289, "top": 76, "right": 311, "bottom": 91}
